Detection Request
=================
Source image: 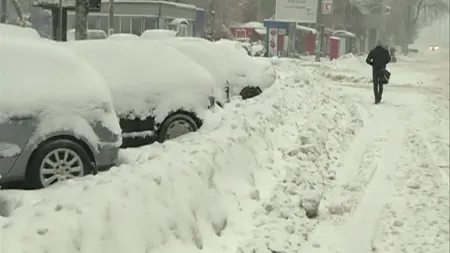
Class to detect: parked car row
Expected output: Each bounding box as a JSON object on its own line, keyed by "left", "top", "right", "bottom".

{"left": 0, "top": 24, "right": 276, "bottom": 189}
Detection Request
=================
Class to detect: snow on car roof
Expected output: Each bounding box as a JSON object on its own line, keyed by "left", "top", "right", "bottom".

{"left": 108, "top": 33, "right": 140, "bottom": 40}
{"left": 140, "top": 29, "right": 177, "bottom": 39}
{"left": 0, "top": 24, "right": 41, "bottom": 39}
{"left": 0, "top": 37, "right": 114, "bottom": 122}
{"left": 67, "top": 29, "right": 107, "bottom": 41}
{"left": 65, "top": 40, "right": 215, "bottom": 120}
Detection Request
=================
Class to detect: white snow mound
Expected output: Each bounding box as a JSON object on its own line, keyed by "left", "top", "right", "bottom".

{"left": 0, "top": 59, "right": 363, "bottom": 253}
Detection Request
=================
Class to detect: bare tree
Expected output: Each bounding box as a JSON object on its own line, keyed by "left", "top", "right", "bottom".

{"left": 74, "top": 0, "right": 88, "bottom": 40}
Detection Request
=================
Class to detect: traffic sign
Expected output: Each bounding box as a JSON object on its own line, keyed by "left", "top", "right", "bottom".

{"left": 322, "top": 1, "right": 333, "bottom": 15}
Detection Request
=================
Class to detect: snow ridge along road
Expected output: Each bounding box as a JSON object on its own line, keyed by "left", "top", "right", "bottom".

{"left": 0, "top": 58, "right": 364, "bottom": 253}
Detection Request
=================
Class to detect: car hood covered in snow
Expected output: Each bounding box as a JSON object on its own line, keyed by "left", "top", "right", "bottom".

{"left": 65, "top": 40, "right": 216, "bottom": 122}
{"left": 213, "top": 39, "right": 276, "bottom": 95}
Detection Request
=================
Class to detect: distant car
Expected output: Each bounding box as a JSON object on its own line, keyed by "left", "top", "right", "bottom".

{"left": 0, "top": 36, "right": 122, "bottom": 189}
{"left": 66, "top": 29, "right": 107, "bottom": 41}
{"left": 148, "top": 37, "right": 276, "bottom": 101}
{"left": 140, "top": 29, "right": 178, "bottom": 40}
{"left": 214, "top": 39, "right": 277, "bottom": 99}
{"left": 108, "top": 33, "right": 140, "bottom": 40}
{"left": 429, "top": 45, "right": 439, "bottom": 51}
{"left": 66, "top": 40, "right": 216, "bottom": 148}
{"left": 145, "top": 37, "right": 230, "bottom": 105}
{"left": 0, "top": 23, "right": 41, "bottom": 39}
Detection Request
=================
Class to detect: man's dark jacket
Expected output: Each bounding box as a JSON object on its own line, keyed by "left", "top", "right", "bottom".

{"left": 366, "top": 46, "right": 391, "bottom": 70}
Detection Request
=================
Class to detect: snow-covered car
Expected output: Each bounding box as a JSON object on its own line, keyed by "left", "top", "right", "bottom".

{"left": 108, "top": 33, "right": 140, "bottom": 40}
{"left": 66, "top": 40, "right": 216, "bottom": 148}
{"left": 0, "top": 23, "right": 41, "bottom": 39}
{"left": 0, "top": 37, "right": 122, "bottom": 189}
{"left": 140, "top": 29, "right": 177, "bottom": 40}
{"left": 145, "top": 37, "right": 230, "bottom": 105}
{"left": 214, "top": 39, "right": 277, "bottom": 99}
{"left": 66, "top": 29, "right": 107, "bottom": 41}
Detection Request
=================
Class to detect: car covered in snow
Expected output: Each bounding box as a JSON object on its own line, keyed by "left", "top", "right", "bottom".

{"left": 145, "top": 37, "right": 230, "bottom": 105}
{"left": 0, "top": 37, "right": 122, "bottom": 189}
{"left": 214, "top": 39, "right": 277, "bottom": 99}
{"left": 0, "top": 23, "right": 41, "bottom": 39}
{"left": 143, "top": 37, "right": 276, "bottom": 101}
{"left": 140, "top": 29, "right": 177, "bottom": 40}
{"left": 108, "top": 33, "right": 140, "bottom": 40}
{"left": 65, "top": 40, "right": 216, "bottom": 148}
{"left": 67, "top": 29, "right": 107, "bottom": 41}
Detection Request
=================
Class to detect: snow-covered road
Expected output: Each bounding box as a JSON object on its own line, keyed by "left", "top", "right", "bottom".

{"left": 0, "top": 49, "right": 448, "bottom": 253}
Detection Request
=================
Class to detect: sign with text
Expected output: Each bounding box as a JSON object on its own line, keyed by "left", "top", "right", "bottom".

{"left": 322, "top": 0, "right": 333, "bottom": 15}
{"left": 275, "top": 0, "right": 318, "bottom": 23}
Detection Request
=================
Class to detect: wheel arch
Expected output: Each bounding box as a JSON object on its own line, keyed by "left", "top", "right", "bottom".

{"left": 240, "top": 86, "right": 262, "bottom": 99}
{"left": 157, "top": 110, "right": 203, "bottom": 131}
{"left": 11, "top": 133, "right": 97, "bottom": 180}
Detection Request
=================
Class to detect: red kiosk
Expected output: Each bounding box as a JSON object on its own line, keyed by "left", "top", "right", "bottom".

{"left": 329, "top": 36, "right": 341, "bottom": 60}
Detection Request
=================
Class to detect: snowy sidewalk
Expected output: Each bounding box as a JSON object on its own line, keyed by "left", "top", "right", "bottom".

{"left": 300, "top": 51, "right": 449, "bottom": 253}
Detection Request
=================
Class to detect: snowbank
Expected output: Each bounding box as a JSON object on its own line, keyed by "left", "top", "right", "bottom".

{"left": 0, "top": 58, "right": 362, "bottom": 253}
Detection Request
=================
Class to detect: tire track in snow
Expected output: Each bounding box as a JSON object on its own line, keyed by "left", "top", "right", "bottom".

{"left": 299, "top": 101, "right": 407, "bottom": 253}
{"left": 339, "top": 111, "right": 406, "bottom": 253}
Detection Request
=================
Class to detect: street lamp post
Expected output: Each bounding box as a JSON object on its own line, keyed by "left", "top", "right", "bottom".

{"left": 315, "top": 0, "right": 323, "bottom": 62}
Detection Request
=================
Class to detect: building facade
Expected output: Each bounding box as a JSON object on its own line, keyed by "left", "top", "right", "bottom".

{"left": 66, "top": 0, "right": 205, "bottom": 37}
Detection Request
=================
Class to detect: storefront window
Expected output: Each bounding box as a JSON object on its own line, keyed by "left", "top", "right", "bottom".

{"left": 87, "top": 15, "right": 99, "bottom": 30}
{"left": 120, "top": 16, "right": 131, "bottom": 33}
{"left": 99, "top": 16, "right": 108, "bottom": 33}
{"left": 143, "top": 17, "right": 156, "bottom": 31}
{"left": 131, "top": 17, "right": 143, "bottom": 35}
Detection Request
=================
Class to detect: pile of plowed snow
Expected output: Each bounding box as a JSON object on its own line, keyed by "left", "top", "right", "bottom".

{"left": 0, "top": 58, "right": 363, "bottom": 253}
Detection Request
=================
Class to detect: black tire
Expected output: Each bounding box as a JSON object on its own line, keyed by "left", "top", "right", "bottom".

{"left": 240, "top": 86, "right": 262, "bottom": 100}
{"left": 157, "top": 113, "right": 199, "bottom": 143}
{"left": 26, "top": 139, "right": 93, "bottom": 189}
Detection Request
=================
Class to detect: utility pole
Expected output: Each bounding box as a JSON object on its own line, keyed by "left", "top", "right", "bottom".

{"left": 75, "top": 0, "right": 88, "bottom": 40}
{"left": 1, "top": 0, "right": 7, "bottom": 23}
{"left": 108, "top": 0, "right": 114, "bottom": 35}
{"left": 58, "top": 0, "right": 63, "bottom": 40}
{"left": 379, "top": 0, "right": 386, "bottom": 43}
{"left": 405, "top": 0, "right": 412, "bottom": 55}
{"left": 315, "top": 0, "right": 323, "bottom": 62}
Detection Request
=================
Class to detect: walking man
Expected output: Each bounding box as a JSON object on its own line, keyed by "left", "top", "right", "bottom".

{"left": 366, "top": 41, "right": 391, "bottom": 104}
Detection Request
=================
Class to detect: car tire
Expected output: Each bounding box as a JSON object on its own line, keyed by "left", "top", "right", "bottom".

{"left": 157, "top": 113, "right": 199, "bottom": 143}
{"left": 26, "top": 139, "right": 93, "bottom": 189}
{"left": 240, "top": 86, "right": 262, "bottom": 100}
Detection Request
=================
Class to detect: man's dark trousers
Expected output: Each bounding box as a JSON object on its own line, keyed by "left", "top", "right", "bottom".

{"left": 372, "top": 68, "right": 383, "bottom": 103}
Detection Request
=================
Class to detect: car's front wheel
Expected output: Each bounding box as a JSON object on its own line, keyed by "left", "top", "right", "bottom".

{"left": 157, "top": 113, "right": 199, "bottom": 143}
{"left": 26, "top": 139, "right": 93, "bottom": 189}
